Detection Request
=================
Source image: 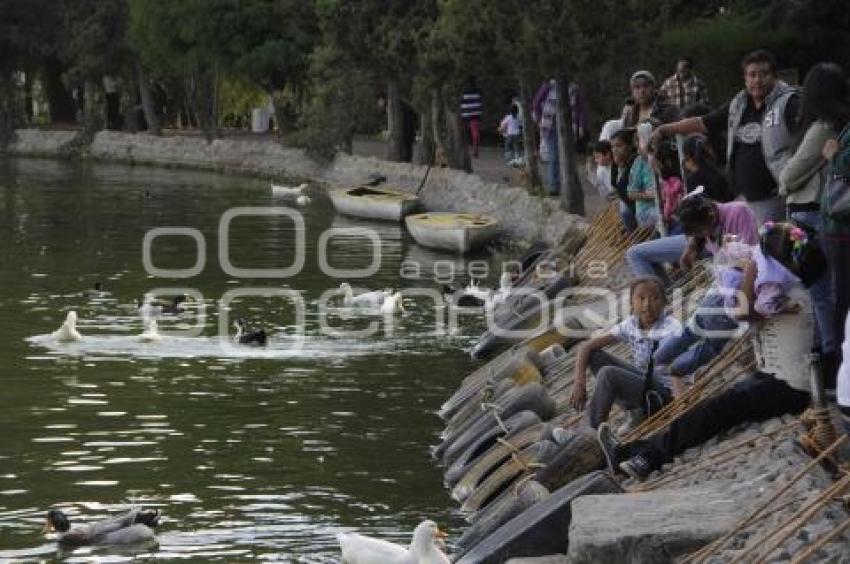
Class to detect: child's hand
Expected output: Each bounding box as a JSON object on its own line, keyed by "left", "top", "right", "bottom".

{"left": 822, "top": 138, "right": 839, "bottom": 160}
{"left": 569, "top": 382, "right": 587, "bottom": 411}
{"left": 735, "top": 257, "right": 753, "bottom": 270}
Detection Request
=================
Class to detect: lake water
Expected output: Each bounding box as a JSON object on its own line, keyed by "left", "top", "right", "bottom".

{"left": 0, "top": 157, "right": 500, "bottom": 561}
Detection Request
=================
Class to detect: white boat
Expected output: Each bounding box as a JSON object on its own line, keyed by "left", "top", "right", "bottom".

{"left": 405, "top": 212, "right": 499, "bottom": 254}
{"left": 329, "top": 185, "right": 420, "bottom": 222}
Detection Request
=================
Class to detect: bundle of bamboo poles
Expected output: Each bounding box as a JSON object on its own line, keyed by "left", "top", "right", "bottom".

{"left": 683, "top": 434, "right": 849, "bottom": 564}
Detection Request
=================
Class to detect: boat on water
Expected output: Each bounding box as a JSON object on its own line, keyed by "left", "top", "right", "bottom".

{"left": 329, "top": 185, "right": 420, "bottom": 222}
{"left": 405, "top": 212, "right": 499, "bottom": 254}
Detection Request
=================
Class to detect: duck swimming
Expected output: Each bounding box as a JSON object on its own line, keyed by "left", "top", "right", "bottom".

{"left": 271, "top": 182, "right": 309, "bottom": 198}
{"left": 45, "top": 508, "right": 161, "bottom": 547}
{"left": 82, "top": 282, "right": 110, "bottom": 298}
{"left": 339, "top": 283, "right": 392, "bottom": 309}
{"left": 443, "top": 274, "right": 512, "bottom": 309}
{"left": 137, "top": 293, "right": 192, "bottom": 317}
{"left": 52, "top": 311, "right": 83, "bottom": 342}
{"left": 338, "top": 519, "right": 449, "bottom": 564}
{"left": 234, "top": 317, "right": 268, "bottom": 346}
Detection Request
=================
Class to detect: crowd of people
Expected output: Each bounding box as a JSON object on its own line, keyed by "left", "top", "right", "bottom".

{"left": 563, "top": 49, "right": 850, "bottom": 480}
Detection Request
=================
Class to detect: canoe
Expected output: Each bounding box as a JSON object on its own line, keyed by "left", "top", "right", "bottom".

{"left": 405, "top": 212, "right": 499, "bottom": 254}
{"left": 329, "top": 185, "right": 420, "bottom": 221}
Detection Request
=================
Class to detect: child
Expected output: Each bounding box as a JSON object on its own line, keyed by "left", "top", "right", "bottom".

{"left": 600, "top": 221, "right": 828, "bottom": 480}
{"left": 498, "top": 104, "right": 523, "bottom": 165}
{"left": 627, "top": 122, "right": 661, "bottom": 230}
{"left": 586, "top": 140, "right": 615, "bottom": 199}
{"left": 610, "top": 129, "right": 638, "bottom": 231}
{"left": 653, "top": 139, "right": 684, "bottom": 233}
{"left": 682, "top": 134, "right": 733, "bottom": 202}
{"left": 570, "top": 276, "right": 681, "bottom": 430}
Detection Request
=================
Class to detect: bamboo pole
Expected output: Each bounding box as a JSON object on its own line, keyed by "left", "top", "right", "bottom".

{"left": 685, "top": 434, "right": 848, "bottom": 564}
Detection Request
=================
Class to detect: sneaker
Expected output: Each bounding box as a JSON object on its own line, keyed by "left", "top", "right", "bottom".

{"left": 619, "top": 454, "right": 653, "bottom": 481}
{"left": 596, "top": 422, "right": 624, "bottom": 475}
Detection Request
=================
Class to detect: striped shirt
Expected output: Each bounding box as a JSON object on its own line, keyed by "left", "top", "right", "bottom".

{"left": 461, "top": 92, "right": 482, "bottom": 119}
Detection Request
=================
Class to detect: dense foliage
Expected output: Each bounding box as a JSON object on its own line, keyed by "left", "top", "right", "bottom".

{"left": 1, "top": 0, "right": 846, "bottom": 199}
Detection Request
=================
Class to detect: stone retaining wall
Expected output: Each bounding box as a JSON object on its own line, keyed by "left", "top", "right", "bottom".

{"left": 4, "top": 129, "right": 586, "bottom": 248}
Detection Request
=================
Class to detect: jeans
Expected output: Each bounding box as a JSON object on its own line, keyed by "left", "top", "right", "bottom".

{"left": 746, "top": 195, "right": 786, "bottom": 226}
{"left": 504, "top": 134, "right": 522, "bottom": 163}
{"left": 546, "top": 129, "right": 560, "bottom": 195}
{"left": 619, "top": 201, "right": 638, "bottom": 232}
{"left": 629, "top": 372, "right": 810, "bottom": 471}
{"left": 789, "top": 209, "right": 836, "bottom": 354}
{"left": 625, "top": 234, "right": 688, "bottom": 284}
{"left": 655, "top": 294, "right": 739, "bottom": 377}
{"left": 586, "top": 350, "right": 670, "bottom": 429}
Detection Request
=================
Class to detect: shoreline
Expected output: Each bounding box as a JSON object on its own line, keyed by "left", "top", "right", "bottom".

{"left": 2, "top": 128, "right": 588, "bottom": 249}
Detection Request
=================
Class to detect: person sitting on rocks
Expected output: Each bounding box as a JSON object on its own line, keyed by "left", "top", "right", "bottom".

{"left": 599, "top": 221, "right": 828, "bottom": 480}
{"left": 570, "top": 276, "right": 681, "bottom": 432}
{"left": 626, "top": 191, "right": 758, "bottom": 285}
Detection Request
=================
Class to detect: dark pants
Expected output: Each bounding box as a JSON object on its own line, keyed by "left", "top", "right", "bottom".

{"left": 825, "top": 234, "right": 850, "bottom": 363}
{"left": 629, "top": 372, "right": 810, "bottom": 471}
{"left": 587, "top": 350, "right": 671, "bottom": 428}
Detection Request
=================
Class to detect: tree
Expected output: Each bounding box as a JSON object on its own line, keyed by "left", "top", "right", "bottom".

{"left": 229, "top": 0, "right": 318, "bottom": 137}
{"left": 318, "top": 0, "right": 437, "bottom": 162}
{"left": 62, "top": 0, "right": 131, "bottom": 135}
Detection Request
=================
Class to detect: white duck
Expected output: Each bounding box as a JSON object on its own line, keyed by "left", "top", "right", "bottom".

{"left": 489, "top": 271, "right": 513, "bottom": 307}
{"left": 271, "top": 182, "right": 309, "bottom": 198}
{"left": 338, "top": 519, "right": 449, "bottom": 564}
{"left": 296, "top": 194, "right": 311, "bottom": 206}
{"left": 339, "top": 283, "right": 392, "bottom": 309}
{"left": 138, "top": 318, "right": 162, "bottom": 342}
{"left": 380, "top": 291, "right": 405, "bottom": 314}
{"left": 52, "top": 311, "right": 83, "bottom": 342}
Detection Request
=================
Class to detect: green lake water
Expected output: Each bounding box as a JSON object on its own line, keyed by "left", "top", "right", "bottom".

{"left": 0, "top": 157, "right": 499, "bottom": 561}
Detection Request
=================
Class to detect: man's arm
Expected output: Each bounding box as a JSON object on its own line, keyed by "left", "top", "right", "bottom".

{"left": 655, "top": 117, "right": 707, "bottom": 141}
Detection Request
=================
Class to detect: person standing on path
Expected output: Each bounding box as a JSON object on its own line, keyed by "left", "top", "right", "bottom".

{"left": 660, "top": 57, "right": 709, "bottom": 110}
{"left": 461, "top": 80, "right": 483, "bottom": 158}
{"left": 651, "top": 49, "right": 800, "bottom": 226}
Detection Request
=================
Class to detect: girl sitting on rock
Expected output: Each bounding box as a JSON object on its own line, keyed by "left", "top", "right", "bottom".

{"left": 569, "top": 276, "right": 681, "bottom": 431}
{"left": 655, "top": 221, "right": 818, "bottom": 396}
{"left": 598, "top": 221, "right": 828, "bottom": 480}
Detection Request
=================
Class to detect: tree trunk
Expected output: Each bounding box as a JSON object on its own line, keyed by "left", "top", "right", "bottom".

{"left": 136, "top": 60, "right": 161, "bottom": 135}
{"left": 271, "top": 90, "right": 288, "bottom": 139}
{"left": 415, "top": 107, "right": 434, "bottom": 165}
{"left": 42, "top": 57, "right": 76, "bottom": 124}
{"left": 554, "top": 77, "right": 585, "bottom": 215}
{"left": 431, "top": 90, "right": 447, "bottom": 161}
{"left": 83, "top": 78, "right": 104, "bottom": 136}
{"left": 518, "top": 75, "right": 542, "bottom": 189}
{"left": 187, "top": 71, "right": 218, "bottom": 142}
{"left": 386, "top": 79, "right": 406, "bottom": 162}
{"left": 443, "top": 100, "right": 471, "bottom": 172}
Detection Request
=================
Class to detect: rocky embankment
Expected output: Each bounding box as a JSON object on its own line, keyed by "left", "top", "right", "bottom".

{"left": 3, "top": 129, "right": 586, "bottom": 248}
{"left": 434, "top": 221, "right": 850, "bottom": 563}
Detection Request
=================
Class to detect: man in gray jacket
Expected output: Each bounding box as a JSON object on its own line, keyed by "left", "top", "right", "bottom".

{"left": 651, "top": 49, "right": 799, "bottom": 225}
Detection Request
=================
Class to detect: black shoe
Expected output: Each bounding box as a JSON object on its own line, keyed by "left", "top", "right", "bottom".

{"left": 596, "top": 422, "right": 624, "bottom": 475}
{"left": 620, "top": 454, "right": 653, "bottom": 481}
